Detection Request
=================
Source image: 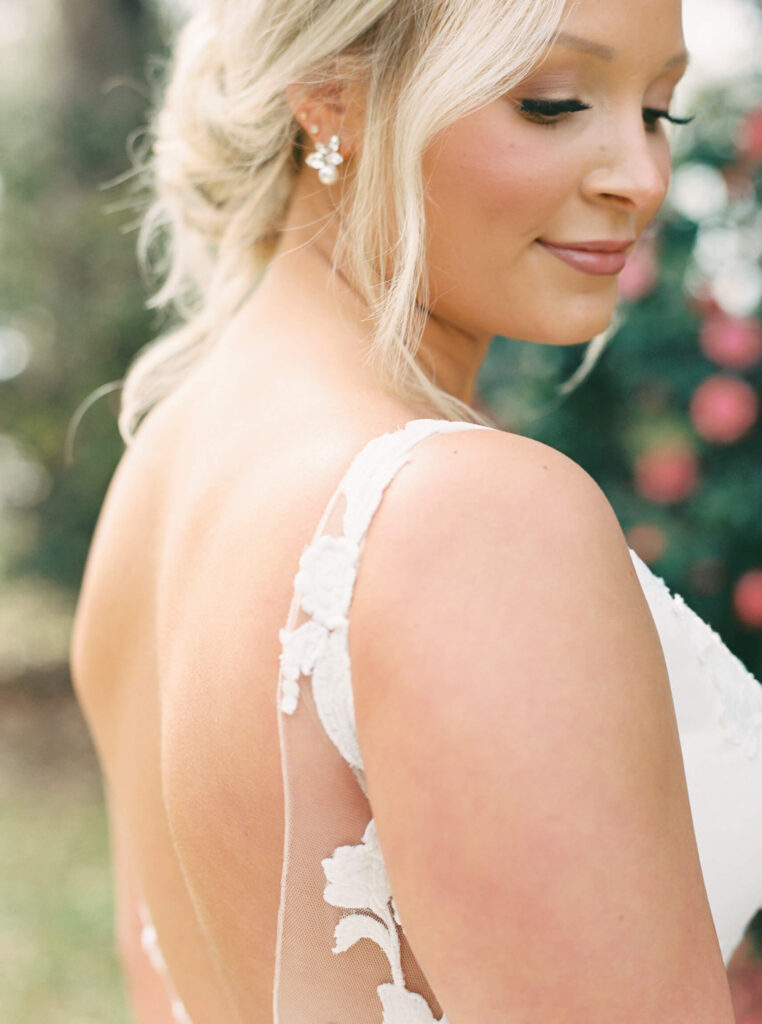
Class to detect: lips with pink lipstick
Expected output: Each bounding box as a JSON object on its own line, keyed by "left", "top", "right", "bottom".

{"left": 536, "top": 237, "right": 635, "bottom": 276}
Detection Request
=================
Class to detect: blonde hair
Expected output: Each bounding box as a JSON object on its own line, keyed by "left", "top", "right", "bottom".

{"left": 114, "top": 0, "right": 573, "bottom": 444}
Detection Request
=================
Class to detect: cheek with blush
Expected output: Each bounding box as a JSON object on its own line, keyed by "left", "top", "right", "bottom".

{"left": 421, "top": 104, "right": 602, "bottom": 342}
{"left": 423, "top": 107, "right": 573, "bottom": 310}
{"left": 420, "top": 102, "right": 627, "bottom": 346}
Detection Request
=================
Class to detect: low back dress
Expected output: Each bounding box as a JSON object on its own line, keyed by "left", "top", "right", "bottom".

{"left": 136, "top": 417, "right": 762, "bottom": 1024}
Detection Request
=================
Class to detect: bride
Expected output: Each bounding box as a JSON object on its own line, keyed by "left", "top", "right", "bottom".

{"left": 70, "top": 0, "right": 762, "bottom": 1021}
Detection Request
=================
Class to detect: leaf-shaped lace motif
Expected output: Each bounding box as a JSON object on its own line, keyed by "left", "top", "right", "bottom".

{"left": 333, "top": 914, "right": 396, "bottom": 961}
{"left": 322, "top": 820, "right": 449, "bottom": 1023}
{"left": 378, "top": 983, "right": 448, "bottom": 1024}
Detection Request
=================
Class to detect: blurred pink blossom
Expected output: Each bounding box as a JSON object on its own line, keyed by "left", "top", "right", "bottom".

{"left": 634, "top": 440, "right": 700, "bottom": 504}
{"left": 738, "top": 108, "right": 762, "bottom": 164}
{"left": 690, "top": 375, "right": 759, "bottom": 444}
{"left": 699, "top": 314, "right": 762, "bottom": 370}
{"left": 734, "top": 570, "right": 762, "bottom": 630}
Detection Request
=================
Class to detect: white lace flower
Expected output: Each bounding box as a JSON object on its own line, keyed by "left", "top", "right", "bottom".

{"left": 322, "top": 818, "right": 392, "bottom": 916}
{"left": 294, "top": 534, "right": 359, "bottom": 629}
{"left": 278, "top": 620, "right": 327, "bottom": 713}
{"left": 378, "top": 983, "right": 448, "bottom": 1024}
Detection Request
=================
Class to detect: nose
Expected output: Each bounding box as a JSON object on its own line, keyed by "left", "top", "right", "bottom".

{"left": 581, "top": 116, "right": 670, "bottom": 216}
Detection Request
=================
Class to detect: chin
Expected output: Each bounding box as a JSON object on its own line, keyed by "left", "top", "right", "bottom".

{"left": 517, "top": 291, "right": 619, "bottom": 347}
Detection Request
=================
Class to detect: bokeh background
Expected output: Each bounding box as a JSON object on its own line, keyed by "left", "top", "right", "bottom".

{"left": 1, "top": 0, "right": 761, "bottom": 1020}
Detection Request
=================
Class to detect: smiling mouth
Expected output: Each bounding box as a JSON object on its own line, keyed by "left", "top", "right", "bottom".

{"left": 536, "top": 239, "right": 634, "bottom": 276}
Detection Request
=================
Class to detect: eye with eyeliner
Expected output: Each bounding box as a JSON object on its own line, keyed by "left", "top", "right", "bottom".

{"left": 518, "top": 98, "right": 592, "bottom": 122}
{"left": 517, "top": 97, "right": 694, "bottom": 131}
{"left": 642, "top": 107, "right": 695, "bottom": 129}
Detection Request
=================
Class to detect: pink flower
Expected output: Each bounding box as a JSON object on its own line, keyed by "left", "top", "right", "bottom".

{"left": 690, "top": 375, "right": 759, "bottom": 444}
{"left": 734, "top": 570, "right": 762, "bottom": 630}
{"left": 625, "top": 522, "right": 667, "bottom": 564}
{"left": 634, "top": 440, "right": 700, "bottom": 504}
{"left": 738, "top": 108, "right": 762, "bottom": 164}
{"left": 699, "top": 314, "right": 762, "bottom": 370}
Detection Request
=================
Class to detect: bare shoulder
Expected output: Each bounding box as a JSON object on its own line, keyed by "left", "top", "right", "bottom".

{"left": 348, "top": 425, "right": 734, "bottom": 1023}
{"left": 350, "top": 423, "right": 651, "bottom": 756}
{"left": 350, "top": 425, "right": 640, "bottom": 662}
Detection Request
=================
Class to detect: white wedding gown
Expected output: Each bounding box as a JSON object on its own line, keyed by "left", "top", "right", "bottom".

{"left": 137, "top": 418, "right": 762, "bottom": 1023}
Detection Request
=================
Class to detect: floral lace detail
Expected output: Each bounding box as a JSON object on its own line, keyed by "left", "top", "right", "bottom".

{"left": 277, "top": 535, "right": 359, "bottom": 719}
{"left": 629, "top": 548, "right": 762, "bottom": 760}
{"left": 276, "top": 419, "right": 492, "bottom": 1023}
{"left": 322, "top": 821, "right": 449, "bottom": 1024}
{"left": 378, "top": 984, "right": 447, "bottom": 1024}
{"left": 294, "top": 534, "right": 360, "bottom": 629}
{"left": 669, "top": 590, "right": 762, "bottom": 759}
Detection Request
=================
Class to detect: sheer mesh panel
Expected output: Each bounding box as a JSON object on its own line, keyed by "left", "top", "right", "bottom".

{"left": 273, "top": 420, "right": 493, "bottom": 1024}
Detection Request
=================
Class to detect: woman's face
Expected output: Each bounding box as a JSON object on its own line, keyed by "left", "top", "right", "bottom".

{"left": 421, "top": 0, "right": 688, "bottom": 347}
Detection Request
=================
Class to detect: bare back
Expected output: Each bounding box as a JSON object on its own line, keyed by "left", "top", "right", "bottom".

{"left": 70, "top": 332, "right": 440, "bottom": 1023}
{"left": 70, "top": 305, "right": 746, "bottom": 1024}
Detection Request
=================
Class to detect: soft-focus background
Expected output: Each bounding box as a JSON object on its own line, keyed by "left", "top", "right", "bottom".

{"left": 1, "top": 0, "right": 761, "bottom": 1020}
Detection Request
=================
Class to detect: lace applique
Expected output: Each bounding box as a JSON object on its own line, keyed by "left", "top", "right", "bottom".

{"left": 630, "top": 549, "right": 762, "bottom": 760}
{"left": 276, "top": 419, "right": 492, "bottom": 1023}
{"left": 278, "top": 619, "right": 327, "bottom": 714}
{"left": 312, "top": 621, "right": 363, "bottom": 771}
{"left": 278, "top": 541, "right": 363, "bottom": 771}
{"left": 669, "top": 590, "right": 762, "bottom": 759}
{"left": 294, "top": 534, "right": 360, "bottom": 630}
{"left": 322, "top": 821, "right": 449, "bottom": 1024}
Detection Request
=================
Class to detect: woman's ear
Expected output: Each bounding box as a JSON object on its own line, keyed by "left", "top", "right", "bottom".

{"left": 285, "top": 73, "right": 364, "bottom": 158}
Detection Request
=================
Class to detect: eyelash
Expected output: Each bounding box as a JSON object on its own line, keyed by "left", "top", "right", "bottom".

{"left": 518, "top": 98, "right": 695, "bottom": 132}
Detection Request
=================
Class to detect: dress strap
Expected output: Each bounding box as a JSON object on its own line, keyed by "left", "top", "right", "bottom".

{"left": 277, "top": 418, "right": 496, "bottom": 781}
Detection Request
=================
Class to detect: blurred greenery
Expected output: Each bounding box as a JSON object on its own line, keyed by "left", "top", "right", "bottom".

{"left": 0, "top": 686, "right": 130, "bottom": 1023}
{"left": 1, "top": 0, "right": 761, "bottom": 1019}
{"left": 0, "top": 0, "right": 161, "bottom": 599}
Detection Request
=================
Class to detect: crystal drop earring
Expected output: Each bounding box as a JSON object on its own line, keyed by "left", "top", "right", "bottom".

{"left": 305, "top": 134, "right": 344, "bottom": 185}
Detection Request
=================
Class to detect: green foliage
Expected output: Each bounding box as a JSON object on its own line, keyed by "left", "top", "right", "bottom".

{"left": 0, "top": 2, "right": 165, "bottom": 592}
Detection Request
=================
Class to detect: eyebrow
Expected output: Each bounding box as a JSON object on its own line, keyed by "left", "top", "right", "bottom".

{"left": 554, "top": 31, "right": 690, "bottom": 71}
